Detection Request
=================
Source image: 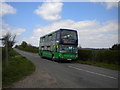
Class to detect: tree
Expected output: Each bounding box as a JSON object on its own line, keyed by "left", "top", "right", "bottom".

{"left": 2, "top": 32, "right": 16, "bottom": 48}
{"left": 15, "top": 45, "right": 18, "bottom": 48}
{"left": 21, "top": 41, "right": 27, "bottom": 48}
{"left": 1, "top": 32, "right": 16, "bottom": 67}
{"left": 110, "top": 44, "right": 120, "bottom": 50}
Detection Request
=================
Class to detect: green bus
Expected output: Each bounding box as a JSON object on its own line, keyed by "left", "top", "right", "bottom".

{"left": 38, "top": 29, "right": 78, "bottom": 61}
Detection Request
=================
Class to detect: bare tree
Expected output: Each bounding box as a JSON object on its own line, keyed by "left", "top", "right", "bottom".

{"left": 1, "top": 32, "right": 16, "bottom": 67}
{"left": 2, "top": 32, "right": 16, "bottom": 48}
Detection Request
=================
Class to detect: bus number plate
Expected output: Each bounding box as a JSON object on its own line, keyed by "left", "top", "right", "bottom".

{"left": 67, "top": 59, "right": 72, "bottom": 60}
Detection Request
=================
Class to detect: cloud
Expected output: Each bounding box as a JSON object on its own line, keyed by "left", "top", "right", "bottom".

{"left": 23, "top": 19, "right": 118, "bottom": 48}
{"left": 0, "top": 21, "right": 26, "bottom": 37}
{"left": 34, "top": 0, "right": 63, "bottom": 21}
{"left": 0, "top": 2, "right": 16, "bottom": 17}
{"left": 90, "top": 0, "right": 118, "bottom": 9}
{"left": 90, "top": 0, "right": 119, "bottom": 2}
{"left": 103, "top": 2, "right": 118, "bottom": 9}
{"left": 0, "top": 21, "right": 26, "bottom": 46}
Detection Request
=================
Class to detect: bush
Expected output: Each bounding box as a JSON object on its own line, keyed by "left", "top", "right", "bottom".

{"left": 78, "top": 49, "right": 92, "bottom": 61}
{"left": 17, "top": 46, "right": 38, "bottom": 53}
{"left": 95, "top": 50, "right": 119, "bottom": 64}
{"left": 78, "top": 49, "right": 119, "bottom": 65}
{"left": 16, "top": 41, "right": 38, "bottom": 53}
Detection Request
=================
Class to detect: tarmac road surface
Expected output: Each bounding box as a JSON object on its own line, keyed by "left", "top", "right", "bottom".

{"left": 13, "top": 48, "right": 118, "bottom": 88}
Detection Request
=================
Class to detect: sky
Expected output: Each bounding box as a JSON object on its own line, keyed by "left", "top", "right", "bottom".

{"left": 0, "top": 0, "right": 119, "bottom": 48}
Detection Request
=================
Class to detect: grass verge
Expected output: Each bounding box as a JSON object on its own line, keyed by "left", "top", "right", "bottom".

{"left": 2, "top": 49, "right": 35, "bottom": 87}
{"left": 75, "top": 60, "right": 119, "bottom": 70}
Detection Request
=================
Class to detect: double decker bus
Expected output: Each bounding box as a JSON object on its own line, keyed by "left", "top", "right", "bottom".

{"left": 38, "top": 29, "right": 78, "bottom": 61}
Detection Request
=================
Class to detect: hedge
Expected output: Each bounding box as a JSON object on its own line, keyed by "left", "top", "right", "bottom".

{"left": 17, "top": 46, "right": 38, "bottom": 53}
{"left": 78, "top": 49, "right": 119, "bottom": 65}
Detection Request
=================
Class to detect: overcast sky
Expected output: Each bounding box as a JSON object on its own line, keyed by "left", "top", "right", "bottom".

{"left": 0, "top": 0, "right": 119, "bottom": 48}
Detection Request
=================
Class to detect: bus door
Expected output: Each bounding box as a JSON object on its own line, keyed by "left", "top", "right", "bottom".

{"left": 52, "top": 45, "right": 59, "bottom": 59}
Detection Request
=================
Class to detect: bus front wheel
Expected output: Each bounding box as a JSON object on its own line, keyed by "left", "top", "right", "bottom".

{"left": 52, "top": 55, "right": 55, "bottom": 61}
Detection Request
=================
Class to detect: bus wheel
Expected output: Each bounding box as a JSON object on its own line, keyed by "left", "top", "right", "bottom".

{"left": 41, "top": 53, "right": 43, "bottom": 58}
{"left": 52, "top": 55, "right": 55, "bottom": 61}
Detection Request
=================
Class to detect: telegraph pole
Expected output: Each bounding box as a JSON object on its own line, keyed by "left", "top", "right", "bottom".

{"left": 5, "top": 39, "right": 8, "bottom": 67}
{"left": 0, "top": 38, "right": 8, "bottom": 67}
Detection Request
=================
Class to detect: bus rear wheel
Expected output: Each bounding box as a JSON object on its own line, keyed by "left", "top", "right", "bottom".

{"left": 41, "top": 53, "right": 43, "bottom": 58}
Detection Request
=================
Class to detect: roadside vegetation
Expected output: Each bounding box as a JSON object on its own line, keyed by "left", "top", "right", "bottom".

{"left": 2, "top": 48, "right": 35, "bottom": 87}
{"left": 76, "top": 44, "right": 120, "bottom": 70}
{"left": 15, "top": 40, "right": 119, "bottom": 70}
{"left": 15, "top": 41, "right": 38, "bottom": 53}
{"left": 75, "top": 60, "right": 119, "bottom": 70}
{"left": 1, "top": 33, "right": 35, "bottom": 87}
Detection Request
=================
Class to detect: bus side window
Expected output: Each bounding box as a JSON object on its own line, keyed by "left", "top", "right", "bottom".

{"left": 52, "top": 33, "right": 56, "bottom": 41}
{"left": 47, "top": 46, "right": 51, "bottom": 51}
{"left": 54, "top": 33, "right": 56, "bottom": 41}
{"left": 45, "top": 46, "right": 47, "bottom": 51}
{"left": 52, "top": 34, "right": 54, "bottom": 41}
{"left": 48, "top": 34, "right": 52, "bottom": 42}
{"left": 40, "top": 38, "right": 42, "bottom": 43}
{"left": 41, "top": 46, "right": 44, "bottom": 50}
{"left": 45, "top": 36, "right": 48, "bottom": 42}
{"left": 56, "top": 31, "right": 60, "bottom": 40}
{"left": 43, "top": 37, "right": 45, "bottom": 42}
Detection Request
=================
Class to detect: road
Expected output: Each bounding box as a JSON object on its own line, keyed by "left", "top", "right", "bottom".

{"left": 13, "top": 49, "right": 118, "bottom": 88}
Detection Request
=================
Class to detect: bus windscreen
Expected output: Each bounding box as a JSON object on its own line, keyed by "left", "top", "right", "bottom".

{"left": 61, "top": 30, "right": 77, "bottom": 43}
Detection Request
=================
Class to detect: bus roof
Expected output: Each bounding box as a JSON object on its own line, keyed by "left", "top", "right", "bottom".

{"left": 40, "top": 28, "right": 77, "bottom": 38}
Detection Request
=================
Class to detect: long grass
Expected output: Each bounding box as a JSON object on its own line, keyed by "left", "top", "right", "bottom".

{"left": 75, "top": 60, "right": 119, "bottom": 70}
{"left": 2, "top": 48, "right": 35, "bottom": 87}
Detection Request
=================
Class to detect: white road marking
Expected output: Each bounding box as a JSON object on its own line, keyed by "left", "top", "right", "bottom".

{"left": 68, "top": 66, "right": 117, "bottom": 80}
